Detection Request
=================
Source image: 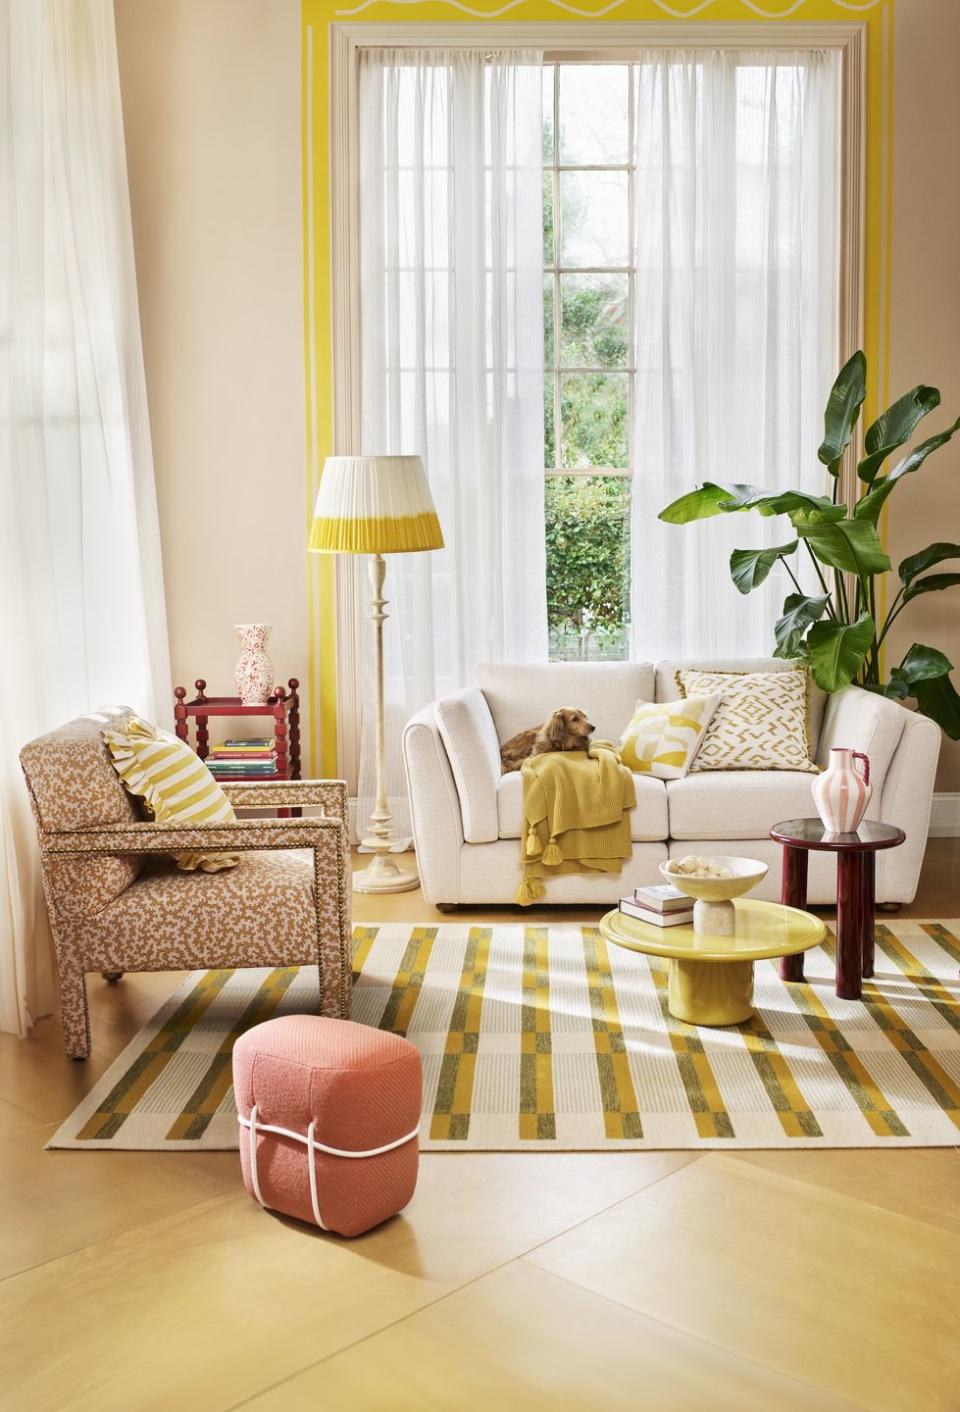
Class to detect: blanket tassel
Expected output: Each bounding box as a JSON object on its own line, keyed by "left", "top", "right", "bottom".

{"left": 515, "top": 877, "right": 546, "bottom": 906}
{"left": 541, "top": 836, "right": 562, "bottom": 866}
{"left": 525, "top": 825, "right": 542, "bottom": 858}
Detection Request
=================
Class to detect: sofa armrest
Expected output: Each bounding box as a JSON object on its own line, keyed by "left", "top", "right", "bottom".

{"left": 876, "top": 708, "right": 941, "bottom": 903}
{"left": 433, "top": 687, "right": 501, "bottom": 844}
{"left": 816, "top": 685, "right": 908, "bottom": 796}
{"left": 403, "top": 704, "right": 464, "bottom": 905}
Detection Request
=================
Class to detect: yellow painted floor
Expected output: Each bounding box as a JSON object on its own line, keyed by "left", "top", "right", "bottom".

{"left": 1, "top": 841, "right": 958, "bottom": 1411}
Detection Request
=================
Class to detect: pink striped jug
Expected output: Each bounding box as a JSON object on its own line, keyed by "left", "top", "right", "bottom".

{"left": 812, "top": 747, "right": 872, "bottom": 833}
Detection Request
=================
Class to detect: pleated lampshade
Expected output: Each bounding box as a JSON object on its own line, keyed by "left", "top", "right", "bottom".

{"left": 308, "top": 455, "right": 444, "bottom": 555}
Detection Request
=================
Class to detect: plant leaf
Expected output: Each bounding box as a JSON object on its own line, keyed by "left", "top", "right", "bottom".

{"left": 894, "top": 643, "right": 954, "bottom": 683}
{"left": 855, "top": 418, "right": 960, "bottom": 522}
{"left": 773, "top": 593, "right": 830, "bottom": 658}
{"left": 737, "top": 490, "right": 847, "bottom": 524}
{"left": 898, "top": 541, "right": 960, "bottom": 585}
{"left": 806, "top": 613, "right": 875, "bottom": 692}
{"left": 729, "top": 542, "right": 798, "bottom": 595}
{"left": 795, "top": 519, "right": 892, "bottom": 576}
{"left": 818, "top": 350, "right": 867, "bottom": 475}
{"left": 911, "top": 671, "right": 960, "bottom": 740}
{"left": 658, "top": 482, "right": 766, "bottom": 524}
{"left": 858, "top": 385, "right": 941, "bottom": 483}
{"left": 902, "top": 572, "right": 960, "bottom": 603}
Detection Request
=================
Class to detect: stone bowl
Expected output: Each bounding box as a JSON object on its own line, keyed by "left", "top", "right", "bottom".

{"left": 659, "top": 857, "right": 768, "bottom": 936}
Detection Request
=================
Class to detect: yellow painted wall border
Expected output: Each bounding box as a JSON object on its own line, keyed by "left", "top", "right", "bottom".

{"left": 301, "top": 0, "right": 893, "bottom": 774}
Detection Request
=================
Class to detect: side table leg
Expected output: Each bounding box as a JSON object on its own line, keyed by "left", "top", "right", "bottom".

{"left": 780, "top": 845, "right": 809, "bottom": 982}
{"left": 861, "top": 851, "right": 876, "bottom": 979}
{"left": 836, "top": 852, "right": 865, "bottom": 1000}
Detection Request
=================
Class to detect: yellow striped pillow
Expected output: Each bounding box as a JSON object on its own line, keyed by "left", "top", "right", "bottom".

{"left": 103, "top": 718, "right": 238, "bottom": 873}
{"left": 619, "top": 694, "right": 721, "bottom": 780}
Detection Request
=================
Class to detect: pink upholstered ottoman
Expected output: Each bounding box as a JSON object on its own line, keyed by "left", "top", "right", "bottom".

{"left": 233, "top": 1015, "right": 421, "bottom": 1237}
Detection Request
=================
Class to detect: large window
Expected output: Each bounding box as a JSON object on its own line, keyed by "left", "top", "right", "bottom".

{"left": 544, "top": 63, "right": 632, "bottom": 662}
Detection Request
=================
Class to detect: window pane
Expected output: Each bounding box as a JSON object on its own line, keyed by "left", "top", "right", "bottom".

{"left": 560, "top": 274, "right": 629, "bottom": 368}
{"left": 542, "top": 169, "right": 554, "bottom": 264}
{"left": 543, "top": 276, "right": 555, "bottom": 369}
{"left": 546, "top": 476, "right": 631, "bottom": 661}
{"left": 559, "top": 171, "right": 629, "bottom": 267}
{"left": 560, "top": 372, "right": 628, "bottom": 468}
{"left": 558, "top": 64, "right": 629, "bottom": 165}
{"left": 542, "top": 65, "right": 555, "bottom": 162}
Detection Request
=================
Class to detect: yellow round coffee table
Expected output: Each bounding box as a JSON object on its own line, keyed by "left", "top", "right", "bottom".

{"left": 599, "top": 899, "right": 826, "bottom": 1026}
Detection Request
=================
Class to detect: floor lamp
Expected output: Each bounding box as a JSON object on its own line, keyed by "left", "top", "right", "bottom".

{"left": 309, "top": 454, "right": 444, "bottom": 894}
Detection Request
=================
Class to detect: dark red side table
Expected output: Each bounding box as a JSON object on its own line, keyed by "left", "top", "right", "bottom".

{"left": 769, "top": 818, "right": 905, "bottom": 999}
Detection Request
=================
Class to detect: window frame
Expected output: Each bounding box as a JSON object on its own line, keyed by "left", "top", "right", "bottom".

{"left": 325, "top": 20, "right": 866, "bottom": 786}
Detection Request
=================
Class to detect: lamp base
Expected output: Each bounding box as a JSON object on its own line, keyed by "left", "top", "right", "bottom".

{"left": 353, "top": 845, "right": 420, "bottom": 894}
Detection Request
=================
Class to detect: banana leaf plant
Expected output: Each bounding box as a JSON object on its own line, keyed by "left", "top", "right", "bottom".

{"left": 658, "top": 351, "right": 960, "bottom": 738}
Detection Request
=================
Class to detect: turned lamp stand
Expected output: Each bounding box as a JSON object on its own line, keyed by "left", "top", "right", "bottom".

{"left": 355, "top": 553, "right": 418, "bottom": 894}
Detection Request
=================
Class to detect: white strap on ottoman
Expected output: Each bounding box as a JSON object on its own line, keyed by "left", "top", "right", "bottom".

{"left": 239, "top": 1104, "right": 420, "bottom": 1230}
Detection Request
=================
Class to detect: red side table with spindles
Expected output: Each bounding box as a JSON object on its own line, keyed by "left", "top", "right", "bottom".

{"left": 174, "top": 678, "right": 301, "bottom": 784}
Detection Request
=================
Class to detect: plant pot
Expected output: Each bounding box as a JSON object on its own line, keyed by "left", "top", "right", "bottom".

{"left": 812, "top": 746, "right": 872, "bottom": 833}
{"left": 234, "top": 623, "right": 275, "bottom": 706}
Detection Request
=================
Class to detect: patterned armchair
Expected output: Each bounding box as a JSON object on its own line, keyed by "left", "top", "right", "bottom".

{"left": 19, "top": 711, "right": 351, "bottom": 1059}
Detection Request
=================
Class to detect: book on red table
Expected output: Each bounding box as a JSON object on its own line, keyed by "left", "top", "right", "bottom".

{"left": 619, "top": 897, "right": 693, "bottom": 928}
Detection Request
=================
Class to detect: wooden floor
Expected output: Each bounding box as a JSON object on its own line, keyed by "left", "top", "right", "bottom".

{"left": 2, "top": 840, "right": 959, "bottom": 1412}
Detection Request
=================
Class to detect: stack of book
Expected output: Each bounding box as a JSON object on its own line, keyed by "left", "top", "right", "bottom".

{"left": 618, "top": 883, "right": 694, "bottom": 928}
{"left": 206, "top": 738, "right": 279, "bottom": 780}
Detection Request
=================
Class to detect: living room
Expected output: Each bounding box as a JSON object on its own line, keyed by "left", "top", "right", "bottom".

{"left": 2, "top": 0, "right": 959, "bottom": 1407}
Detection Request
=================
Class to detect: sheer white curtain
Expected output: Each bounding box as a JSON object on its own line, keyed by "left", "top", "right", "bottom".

{"left": 358, "top": 48, "right": 546, "bottom": 832}
{"left": 0, "top": 0, "right": 170, "bottom": 1036}
{"left": 630, "top": 49, "right": 840, "bottom": 659}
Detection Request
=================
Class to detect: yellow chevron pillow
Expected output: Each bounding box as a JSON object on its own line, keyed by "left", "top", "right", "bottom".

{"left": 619, "top": 694, "right": 720, "bottom": 780}
{"left": 103, "top": 717, "right": 238, "bottom": 873}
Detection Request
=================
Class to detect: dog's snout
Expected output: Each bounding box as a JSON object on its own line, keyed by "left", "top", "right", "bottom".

{"left": 586, "top": 721, "right": 595, "bottom": 733}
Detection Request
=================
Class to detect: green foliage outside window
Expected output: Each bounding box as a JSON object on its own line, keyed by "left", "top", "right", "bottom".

{"left": 546, "top": 476, "right": 630, "bottom": 660}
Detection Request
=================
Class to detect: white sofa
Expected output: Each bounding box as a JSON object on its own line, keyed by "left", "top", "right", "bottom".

{"left": 402, "top": 659, "right": 941, "bottom": 907}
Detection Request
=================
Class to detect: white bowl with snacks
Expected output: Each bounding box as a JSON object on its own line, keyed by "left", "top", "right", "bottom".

{"left": 660, "top": 855, "right": 768, "bottom": 935}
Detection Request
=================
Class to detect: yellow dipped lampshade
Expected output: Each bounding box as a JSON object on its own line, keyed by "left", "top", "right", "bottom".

{"left": 308, "top": 454, "right": 444, "bottom": 555}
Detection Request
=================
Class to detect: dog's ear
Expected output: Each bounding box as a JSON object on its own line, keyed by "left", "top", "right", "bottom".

{"left": 539, "top": 709, "right": 568, "bottom": 751}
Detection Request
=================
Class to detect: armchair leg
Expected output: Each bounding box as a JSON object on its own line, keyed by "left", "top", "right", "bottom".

{"left": 101, "top": 970, "right": 124, "bottom": 984}
{"left": 58, "top": 955, "right": 92, "bottom": 1060}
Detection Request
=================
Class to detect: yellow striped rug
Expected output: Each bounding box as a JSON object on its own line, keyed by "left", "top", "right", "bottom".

{"left": 49, "top": 920, "right": 960, "bottom": 1150}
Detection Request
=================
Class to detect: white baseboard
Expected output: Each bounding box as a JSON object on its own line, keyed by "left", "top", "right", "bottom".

{"left": 929, "top": 792, "right": 960, "bottom": 838}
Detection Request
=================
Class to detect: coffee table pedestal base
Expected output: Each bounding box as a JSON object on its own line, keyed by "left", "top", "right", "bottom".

{"left": 668, "top": 958, "right": 755, "bottom": 1026}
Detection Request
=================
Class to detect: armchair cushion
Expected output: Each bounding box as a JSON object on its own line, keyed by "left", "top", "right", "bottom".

{"left": 434, "top": 688, "right": 501, "bottom": 843}
{"left": 74, "top": 851, "right": 321, "bottom": 971}
{"left": 19, "top": 708, "right": 144, "bottom": 919}
{"left": 102, "top": 716, "right": 238, "bottom": 873}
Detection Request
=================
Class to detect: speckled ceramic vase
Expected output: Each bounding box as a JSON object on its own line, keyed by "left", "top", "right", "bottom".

{"left": 234, "top": 623, "right": 275, "bottom": 706}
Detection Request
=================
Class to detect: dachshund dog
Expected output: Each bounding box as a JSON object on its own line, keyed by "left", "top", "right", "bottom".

{"left": 500, "top": 707, "right": 596, "bottom": 774}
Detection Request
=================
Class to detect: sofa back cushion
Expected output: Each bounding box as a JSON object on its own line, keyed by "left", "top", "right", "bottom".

{"left": 19, "top": 708, "right": 144, "bottom": 921}
{"left": 476, "top": 662, "right": 656, "bottom": 745}
{"left": 656, "top": 657, "right": 826, "bottom": 748}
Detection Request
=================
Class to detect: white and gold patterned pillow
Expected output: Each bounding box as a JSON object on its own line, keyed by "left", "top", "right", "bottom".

{"left": 675, "top": 669, "right": 818, "bottom": 774}
{"left": 619, "top": 694, "right": 720, "bottom": 780}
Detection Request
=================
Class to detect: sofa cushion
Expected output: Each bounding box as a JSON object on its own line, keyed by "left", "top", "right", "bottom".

{"left": 619, "top": 693, "right": 720, "bottom": 779}
{"left": 675, "top": 667, "right": 818, "bottom": 774}
{"left": 477, "top": 662, "right": 655, "bottom": 746}
{"left": 434, "top": 687, "right": 501, "bottom": 844}
{"left": 666, "top": 770, "right": 818, "bottom": 840}
{"left": 656, "top": 658, "right": 826, "bottom": 751}
{"left": 497, "top": 769, "right": 668, "bottom": 841}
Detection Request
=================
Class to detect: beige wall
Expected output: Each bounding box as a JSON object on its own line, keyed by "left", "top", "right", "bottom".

{"left": 114, "top": 0, "right": 307, "bottom": 733}
{"left": 116, "top": 0, "right": 960, "bottom": 791}
{"left": 889, "top": 0, "right": 960, "bottom": 793}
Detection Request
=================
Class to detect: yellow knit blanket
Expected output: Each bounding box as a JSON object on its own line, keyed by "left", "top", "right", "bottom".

{"left": 515, "top": 742, "right": 636, "bottom": 906}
